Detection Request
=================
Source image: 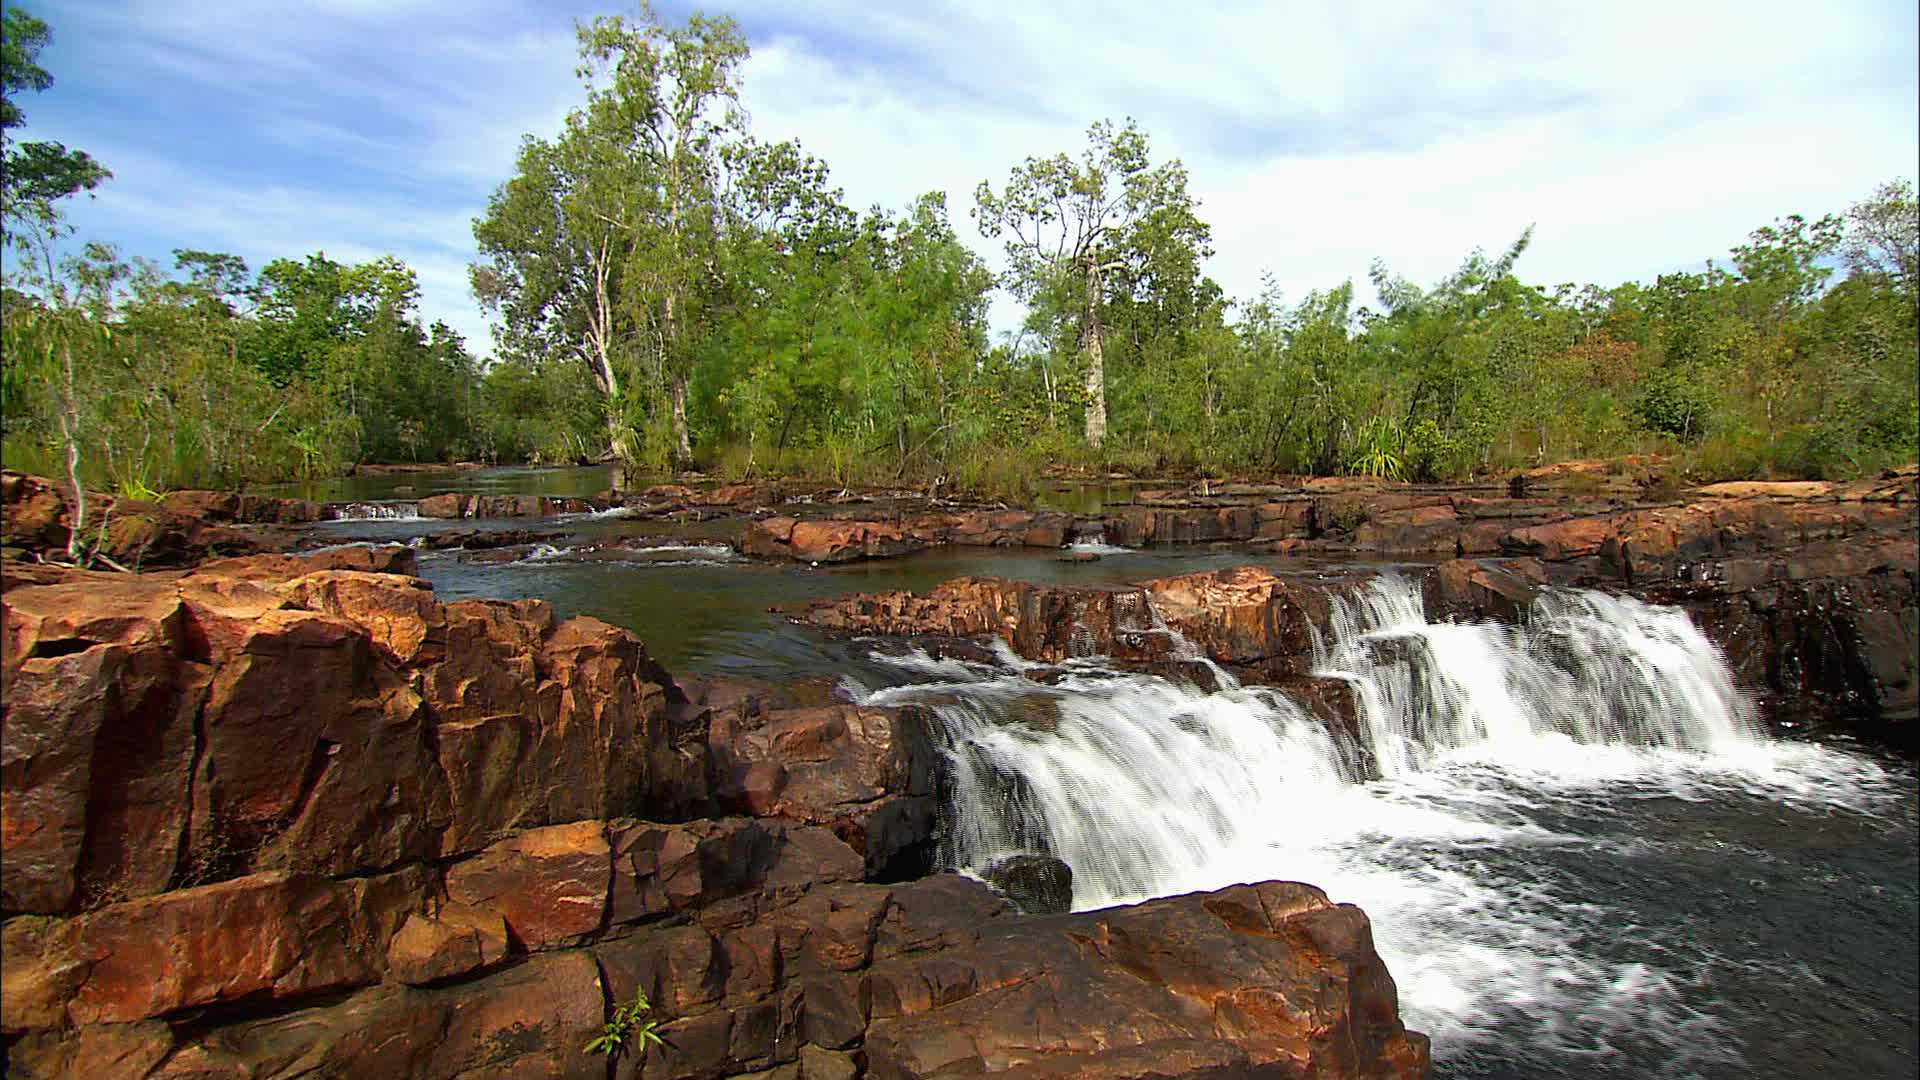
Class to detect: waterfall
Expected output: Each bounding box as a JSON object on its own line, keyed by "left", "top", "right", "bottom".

{"left": 853, "top": 573, "right": 1848, "bottom": 1066}
{"left": 865, "top": 574, "right": 1762, "bottom": 908}
{"left": 327, "top": 501, "right": 423, "bottom": 521}
{"left": 1314, "top": 576, "right": 1760, "bottom": 777}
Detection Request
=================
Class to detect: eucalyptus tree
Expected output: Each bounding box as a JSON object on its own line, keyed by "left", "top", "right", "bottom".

{"left": 472, "top": 3, "right": 752, "bottom": 466}
{"left": 974, "top": 119, "right": 1208, "bottom": 448}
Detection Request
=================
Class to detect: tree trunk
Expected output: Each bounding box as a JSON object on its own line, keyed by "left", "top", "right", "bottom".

{"left": 670, "top": 375, "right": 693, "bottom": 468}
{"left": 1081, "top": 260, "right": 1108, "bottom": 449}
{"left": 589, "top": 236, "right": 624, "bottom": 458}
{"left": 58, "top": 340, "right": 87, "bottom": 563}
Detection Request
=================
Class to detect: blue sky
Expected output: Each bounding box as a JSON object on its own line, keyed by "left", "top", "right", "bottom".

{"left": 13, "top": 0, "right": 1919, "bottom": 354}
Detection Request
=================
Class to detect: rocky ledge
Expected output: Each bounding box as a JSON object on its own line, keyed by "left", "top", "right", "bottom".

{"left": 803, "top": 522, "right": 1918, "bottom": 751}
{"left": 1, "top": 472, "right": 315, "bottom": 570}
{"left": 1, "top": 548, "right": 1429, "bottom": 1078}
{"left": 740, "top": 463, "right": 1917, "bottom": 563}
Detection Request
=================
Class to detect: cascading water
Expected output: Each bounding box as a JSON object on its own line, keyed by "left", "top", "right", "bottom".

{"left": 326, "top": 500, "right": 423, "bottom": 521}
{"left": 855, "top": 574, "right": 1914, "bottom": 1078}
{"left": 1314, "top": 576, "right": 1761, "bottom": 777}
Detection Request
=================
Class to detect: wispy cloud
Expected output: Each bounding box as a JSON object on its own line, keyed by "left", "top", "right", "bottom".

{"left": 18, "top": 0, "right": 1917, "bottom": 350}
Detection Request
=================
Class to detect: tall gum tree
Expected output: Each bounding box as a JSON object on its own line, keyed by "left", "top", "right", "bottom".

{"left": 974, "top": 119, "right": 1207, "bottom": 448}
{"left": 472, "top": 3, "right": 750, "bottom": 467}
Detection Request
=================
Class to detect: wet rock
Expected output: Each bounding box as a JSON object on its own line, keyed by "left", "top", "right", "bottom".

{"left": 419, "top": 527, "right": 562, "bottom": 551}
{"left": 744, "top": 516, "right": 927, "bottom": 562}
{"left": 1145, "top": 565, "right": 1331, "bottom": 674}
{"left": 708, "top": 704, "right": 941, "bottom": 882}
{"left": 417, "top": 493, "right": 602, "bottom": 519}
{"left": 744, "top": 510, "right": 1075, "bottom": 562}
{"left": 804, "top": 568, "right": 1333, "bottom": 677}
{"left": 983, "top": 853, "right": 1073, "bottom": 914}
{"left": 1422, "top": 558, "right": 1548, "bottom": 624}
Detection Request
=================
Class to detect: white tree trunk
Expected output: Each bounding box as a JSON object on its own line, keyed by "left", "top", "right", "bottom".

{"left": 1081, "top": 260, "right": 1108, "bottom": 448}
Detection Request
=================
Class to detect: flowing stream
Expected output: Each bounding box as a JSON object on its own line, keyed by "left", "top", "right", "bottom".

{"left": 855, "top": 576, "right": 1918, "bottom": 1080}
{"left": 387, "top": 508, "right": 1915, "bottom": 1078}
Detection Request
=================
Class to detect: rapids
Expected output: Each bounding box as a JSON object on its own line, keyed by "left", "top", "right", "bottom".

{"left": 855, "top": 576, "right": 1918, "bottom": 1079}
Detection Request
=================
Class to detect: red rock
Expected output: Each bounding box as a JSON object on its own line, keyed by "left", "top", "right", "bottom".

{"left": 1501, "top": 515, "right": 1616, "bottom": 560}
{"left": 1694, "top": 480, "right": 1833, "bottom": 499}
{"left": 417, "top": 492, "right": 468, "bottom": 518}
{"left": 606, "top": 817, "right": 774, "bottom": 924}
{"left": 43, "top": 867, "right": 424, "bottom": 1025}
{"left": 1354, "top": 504, "right": 1462, "bottom": 552}
{"left": 863, "top": 879, "right": 1427, "bottom": 1079}
{"left": 384, "top": 902, "right": 510, "bottom": 985}
{"left": 1145, "top": 565, "right": 1330, "bottom": 672}
{"left": 193, "top": 543, "right": 418, "bottom": 579}
{"left": 5, "top": 1019, "right": 174, "bottom": 1078}
{"left": 1256, "top": 499, "right": 1314, "bottom": 539}
{"left": 1, "top": 471, "right": 86, "bottom": 553}
{"left": 444, "top": 821, "right": 611, "bottom": 950}
{"left": 710, "top": 704, "right": 940, "bottom": 879}
{"left": 2, "top": 916, "right": 85, "bottom": 1032}
{"left": 0, "top": 618, "right": 203, "bottom": 913}
{"left": 148, "top": 950, "right": 606, "bottom": 1080}
{"left": 1423, "top": 558, "right": 1548, "bottom": 624}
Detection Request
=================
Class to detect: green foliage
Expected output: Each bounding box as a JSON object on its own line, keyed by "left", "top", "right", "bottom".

{"left": 2, "top": 6, "right": 111, "bottom": 233}
{"left": 4, "top": 5, "right": 1912, "bottom": 491}
{"left": 585, "top": 990, "right": 665, "bottom": 1059}
{"left": 2, "top": 241, "right": 486, "bottom": 490}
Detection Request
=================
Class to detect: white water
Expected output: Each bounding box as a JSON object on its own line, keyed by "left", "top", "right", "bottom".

{"left": 325, "top": 501, "right": 423, "bottom": 522}
{"left": 507, "top": 541, "right": 737, "bottom": 566}
{"left": 857, "top": 575, "right": 1905, "bottom": 1072}
{"left": 1067, "top": 535, "right": 1135, "bottom": 556}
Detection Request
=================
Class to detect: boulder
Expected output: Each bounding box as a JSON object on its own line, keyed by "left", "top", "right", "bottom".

{"left": 983, "top": 853, "right": 1073, "bottom": 914}
{"left": 708, "top": 704, "right": 941, "bottom": 882}
{"left": 1, "top": 550, "right": 698, "bottom": 915}
{"left": 862, "top": 879, "right": 1429, "bottom": 1079}
{"left": 384, "top": 902, "right": 511, "bottom": 985}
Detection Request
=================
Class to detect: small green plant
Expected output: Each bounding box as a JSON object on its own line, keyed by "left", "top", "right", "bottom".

{"left": 585, "top": 989, "right": 665, "bottom": 1059}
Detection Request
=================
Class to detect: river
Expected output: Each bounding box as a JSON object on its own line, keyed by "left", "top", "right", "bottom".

{"left": 312, "top": 501, "right": 1919, "bottom": 1080}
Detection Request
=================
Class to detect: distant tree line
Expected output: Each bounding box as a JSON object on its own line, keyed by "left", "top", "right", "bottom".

{"left": 3, "top": 3, "right": 1915, "bottom": 498}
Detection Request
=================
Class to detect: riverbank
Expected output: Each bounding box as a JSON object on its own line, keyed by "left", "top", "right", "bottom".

{"left": 2, "top": 460, "right": 1915, "bottom": 1077}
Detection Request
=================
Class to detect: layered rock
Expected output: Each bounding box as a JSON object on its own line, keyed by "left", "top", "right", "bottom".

{"left": 0, "top": 471, "right": 305, "bottom": 569}
{"left": 2, "top": 547, "right": 1433, "bottom": 1078}
{"left": 1, "top": 546, "right": 699, "bottom": 917}
{"left": 804, "top": 566, "right": 1331, "bottom": 679}
{"left": 743, "top": 510, "right": 1072, "bottom": 563}
{"left": 415, "top": 492, "right": 606, "bottom": 519}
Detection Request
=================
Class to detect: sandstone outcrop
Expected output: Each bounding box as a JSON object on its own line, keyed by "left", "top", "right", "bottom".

{"left": 2, "top": 548, "right": 1432, "bottom": 1078}
{"left": 742, "top": 510, "right": 1072, "bottom": 563}
{"left": 804, "top": 566, "right": 1331, "bottom": 680}
{"left": 416, "top": 492, "right": 606, "bottom": 518}
{"left": 1, "top": 471, "right": 306, "bottom": 569}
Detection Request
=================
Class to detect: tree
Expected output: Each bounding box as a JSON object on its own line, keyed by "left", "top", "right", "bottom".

{"left": 974, "top": 119, "right": 1209, "bottom": 448}
{"left": 1843, "top": 179, "right": 1919, "bottom": 304}
{"left": 1, "top": 7, "right": 110, "bottom": 238}
{"left": 473, "top": 3, "right": 754, "bottom": 468}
